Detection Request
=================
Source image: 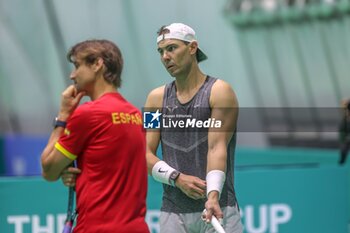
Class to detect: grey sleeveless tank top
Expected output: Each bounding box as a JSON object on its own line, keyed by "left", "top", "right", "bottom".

{"left": 160, "top": 76, "right": 237, "bottom": 213}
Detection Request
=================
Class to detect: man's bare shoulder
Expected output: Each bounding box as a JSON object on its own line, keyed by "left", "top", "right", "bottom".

{"left": 210, "top": 79, "right": 238, "bottom": 108}
{"left": 212, "top": 79, "right": 234, "bottom": 91}
{"left": 148, "top": 85, "right": 166, "bottom": 97}
{"left": 145, "top": 85, "right": 166, "bottom": 108}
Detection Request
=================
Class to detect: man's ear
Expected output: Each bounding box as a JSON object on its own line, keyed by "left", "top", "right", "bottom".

{"left": 188, "top": 41, "right": 198, "bottom": 56}
{"left": 93, "top": 57, "right": 104, "bottom": 72}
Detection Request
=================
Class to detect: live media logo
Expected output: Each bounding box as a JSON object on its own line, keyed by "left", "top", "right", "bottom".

{"left": 143, "top": 110, "right": 162, "bottom": 129}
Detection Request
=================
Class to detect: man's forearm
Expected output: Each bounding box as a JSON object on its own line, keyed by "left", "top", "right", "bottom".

{"left": 41, "top": 127, "right": 65, "bottom": 179}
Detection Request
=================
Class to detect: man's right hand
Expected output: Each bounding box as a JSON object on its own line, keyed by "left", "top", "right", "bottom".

{"left": 61, "top": 166, "right": 81, "bottom": 187}
{"left": 175, "top": 173, "right": 206, "bottom": 200}
{"left": 58, "top": 85, "right": 85, "bottom": 121}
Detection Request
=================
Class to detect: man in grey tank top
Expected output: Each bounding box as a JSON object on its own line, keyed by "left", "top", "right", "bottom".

{"left": 145, "top": 23, "right": 243, "bottom": 233}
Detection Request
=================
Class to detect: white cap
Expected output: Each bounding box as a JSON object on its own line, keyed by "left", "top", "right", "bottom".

{"left": 157, "top": 23, "right": 208, "bottom": 62}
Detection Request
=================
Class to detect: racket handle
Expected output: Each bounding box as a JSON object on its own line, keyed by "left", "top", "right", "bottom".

{"left": 62, "top": 222, "right": 72, "bottom": 233}
{"left": 211, "top": 215, "right": 226, "bottom": 233}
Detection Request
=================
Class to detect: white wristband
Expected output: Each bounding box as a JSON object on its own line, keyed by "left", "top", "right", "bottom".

{"left": 206, "top": 170, "right": 226, "bottom": 197}
{"left": 151, "top": 161, "right": 176, "bottom": 185}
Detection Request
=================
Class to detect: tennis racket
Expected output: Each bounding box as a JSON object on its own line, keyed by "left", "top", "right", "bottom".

{"left": 211, "top": 215, "right": 226, "bottom": 233}
{"left": 202, "top": 209, "right": 226, "bottom": 233}
{"left": 62, "top": 161, "right": 77, "bottom": 233}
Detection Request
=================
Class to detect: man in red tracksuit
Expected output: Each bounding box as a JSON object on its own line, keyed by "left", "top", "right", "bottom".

{"left": 41, "top": 39, "right": 149, "bottom": 233}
